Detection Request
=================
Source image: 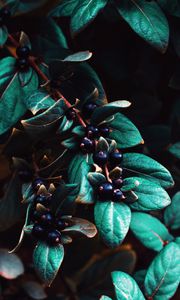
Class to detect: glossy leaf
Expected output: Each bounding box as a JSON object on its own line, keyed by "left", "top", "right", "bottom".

{"left": 128, "top": 177, "right": 171, "bottom": 211}
{"left": 0, "top": 57, "right": 16, "bottom": 93}
{"left": 70, "top": 0, "right": 108, "bottom": 35}
{"left": 0, "top": 249, "right": 24, "bottom": 279}
{"left": 144, "top": 242, "right": 180, "bottom": 299}
{"left": 168, "top": 142, "right": 180, "bottom": 159}
{"left": 18, "top": 67, "right": 34, "bottom": 87}
{"left": 49, "top": 0, "right": 78, "bottom": 17}
{"left": 88, "top": 172, "right": 106, "bottom": 187}
{"left": 0, "top": 26, "right": 8, "bottom": 46}
{"left": 68, "top": 154, "right": 94, "bottom": 204}
{"left": 112, "top": 271, "right": 145, "bottom": 300}
{"left": 116, "top": 0, "right": 169, "bottom": 53}
{"left": 130, "top": 212, "right": 173, "bottom": 251}
{"left": 122, "top": 153, "right": 174, "bottom": 189}
{"left": 100, "top": 296, "right": 112, "bottom": 300}
{"left": 33, "top": 242, "right": 64, "bottom": 286}
{"left": 164, "top": 191, "right": 180, "bottom": 230}
{"left": 62, "top": 51, "right": 92, "bottom": 62}
{"left": 121, "top": 177, "right": 140, "bottom": 192}
{"left": 94, "top": 201, "right": 131, "bottom": 247}
{"left": 62, "top": 217, "right": 97, "bottom": 238}
{"left": 107, "top": 113, "right": 143, "bottom": 148}
{"left": 24, "top": 90, "right": 55, "bottom": 115}
{"left": 134, "top": 269, "right": 146, "bottom": 289}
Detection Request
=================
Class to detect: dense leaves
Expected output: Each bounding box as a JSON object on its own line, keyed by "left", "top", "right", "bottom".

{"left": 164, "top": 191, "right": 180, "bottom": 230}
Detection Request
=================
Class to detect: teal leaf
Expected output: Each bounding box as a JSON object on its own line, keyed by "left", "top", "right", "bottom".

{"left": 100, "top": 296, "right": 112, "bottom": 300}
{"left": 61, "top": 137, "right": 78, "bottom": 150}
{"left": 22, "top": 183, "right": 34, "bottom": 203}
{"left": 94, "top": 201, "right": 131, "bottom": 248}
{"left": 33, "top": 242, "right": 64, "bottom": 286}
{"left": 0, "top": 172, "right": 23, "bottom": 231}
{"left": 0, "top": 71, "right": 39, "bottom": 135}
{"left": 157, "top": 0, "right": 180, "bottom": 18}
{"left": 68, "top": 154, "right": 94, "bottom": 204}
{"left": 116, "top": 0, "right": 169, "bottom": 53}
{"left": 144, "top": 242, "right": 180, "bottom": 300}
{"left": 88, "top": 172, "right": 106, "bottom": 187}
{"left": 24, "top": 90, "right": 55, "bottom": 115}
{"left": 62, "top": 51, "right": 92, "bottom": 62}
{"left": 0, "top": 57, "right": 16, "bottom": 94}
{"left": 62, "top": 217, "right": 97, "bottom": 238}
{"left": 49, "top": 0, "right": 78, "bottom": 17}
{"left": 168, "top": 142, "right": 180, "bottom": 159}
{"left": 107, "top": 113, "right": 143, "bottom": 148}
{"left": 91, "top": 100, "right": 131, "bottom": 124}
{"left": 70, "top": 0, "right": 108, "bottom": 35}
{"left": 0, "top": 26, "right": 8, "bottom": 46}
{"left": 112, "top": 271, "right": 145, "bottom": 300}
{"left": 18, "top": 67, "right": 34, "bottom": 87}
{"left": 121, "top": 177, "right": 140, "bottom": 192}
{"left": 58, "top": 116, "right": 74, "bottom": 133}
{"left": 174, "top": 237, "right": 180, "bottom": 247}
{"left": 0, "top": 250, "right": 24, "bottom": 280}
{"left": 122, "top": 153, "right": 174, "bottom": 189}
{"left": 164, "top": 191, "right": 180, "bottom": 230}
{"left": 72, "top": 125, "right": 85, "bottom": 137}
{"left": 96, "top": 137, "right": 109, "bottom": 152}
{"left": 130, "top": 212, "right": 173, "bottom": 251}
{"left": 128, "top": 177, "right": 171, "bottom": 211}
{"left": 134, "top": 269, "right": 147, "bottom": 289}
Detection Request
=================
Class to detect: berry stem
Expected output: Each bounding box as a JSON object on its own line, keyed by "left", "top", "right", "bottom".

{"left": 104, "top": 165, "right": 111, "bottom": 182}
{"left": 8, "top": 34, "right": 19, "bottom": 47}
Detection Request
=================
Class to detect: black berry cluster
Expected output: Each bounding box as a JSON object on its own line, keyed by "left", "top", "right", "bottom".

{"left": 16, "top": 45, "right": 30, "bottom": 72}
{"left": 31, "top": 178, "right": 68, "bottom": 246}
{"left": 0, "top": 7, "right": 11, "bottom": 27}
{"left": 93, "top": 149, "right": 123, "bottom": 167}
{"left": 98, "top": 178, "right": 124, "bottom": 202}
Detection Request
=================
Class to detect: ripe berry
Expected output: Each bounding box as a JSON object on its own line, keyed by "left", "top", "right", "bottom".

{"left": 16, "top": 46, "right": 30, "bottom": 58}
{"left": 40, "top": 212, "right": 54, "bottom": 226}
{"left": 55, "top": 219, "right": 67, "bottom": 231}
{"left": 113, "top": 189, "right": 124, "bottom": 202}
{"left": 32, "top": 224, "right": 45, "bottom": 239}
{"left": 32, "top": 178, "right": 44, "bottom": 191}
{"left": 65, "top": 108, "right": 76, "bottom": 120}
{"left": 82, "top": 102, "right": 98, "bottom": 118}
{"left": 47, "top": 229, "right": 61, "bottom": 246}
{"left": 35, "top": 194, "right": 52, "bottom": 206}
{"left": 98, "top": 182, "right": 113, "bottom": 200}
{"left": 31, "top": 210, "right": 42, "bottom": 222}
{"left": 112, "top": 177, "right": 123, "bottom": 189}
{"left": 93, "top": 151, "right": 108, "bottom": 166}
{"left": 80, "top": 137, "right": 95, "bottom": 154}
{"left": 86, "top": 125, "right": 99, "bottom": 139}
{"left": 18, "top": 169, "right": 33, "bottom": 182}
{"left": 99, "top": 126, "right": 110, "bottom": 137}
{"left": 110, "top": 150, "right": 123, "bottom": 166}
{"left": 16, "top": 58, "right": 29, "bottom": 72}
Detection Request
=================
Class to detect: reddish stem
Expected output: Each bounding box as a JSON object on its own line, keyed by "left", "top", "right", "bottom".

{"left": 104, "top": 165, "right": 111, "bottom": 182}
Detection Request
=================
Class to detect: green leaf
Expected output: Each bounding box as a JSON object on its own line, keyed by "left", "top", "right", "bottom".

{"left": 128, "top": 177, "right": 171, "bottom": 211}
{"left": 0, "top": 57, "right": 16, "bottom": 93}
{"left": 72, "top": 125, "right": 85, "bottom": 137}
{"left": 121, "top": 177, "right": 140, "bottom": 192}
{"left": 58, "top": 116, "right": 74, "bottom": 133}
{"left": 164, "top": 191, "right": 180, "bottom": 230}
{"left": 130, "top": 212, "right": 173, "bottom": 251}
{"left": 116, "top": 0, "right": 169, "bottom": 53}
{"left": 49, "top": 0, "right": 78, "bottom": 17}
{"left": 100, "top": 296, "right": 112, "bottom": 300}
{"left": 91, "top": 100, "right": 131, "bottom": 124}
{"left": 62, "top": 217, "right": 97, "bottom": 238}
{"left": 0, "top": 71, "right": 39, "bottom": 135}
{"left": 61, "top": 137, "right": 78, "bottom": 150}
{"left": 68, "top": 153, "right": 94, "bottom": 204}
{"left": 24, "top": 90, "right": 55, "bottom": 115}
{"left": 70, "top": 0, "right": 108, "bottom": 35}
{"left": 112, "top": 271, "right": 145, "bottom": 300}
{"left": 88, "top": 172, "right": 106, "bottom": 187}
{"left": 157, "top": 0, "right": 180, "bottom": 17}
{"left": 0, "top": 26, "right": 8, "bottom": 46}
{"left": 33, "top": 242, "right": 64, "bottom": 286}
{"left": 18, "top": 68, "right": 34, "bottom": 87}
{"left": 0, "top": 250, "right": 24, "bottom": 280}
{"left": 122, "top": 153, "right": 174, "bottom": 189}
{"left": 107, "top": 113, "right": 143, "bottom": 148}
{"left": 22, "top": 183, "right": 34, "bottom": 203}
{"left": 168, "top": 142, "right": 180, "bottom": 159}
{"left": 134, "top": 269, "right": 146, "bottom": 289}
{"left": 62, "top": 51, "right": 92, "bottom": 62}
{"left": 94, "top": 201, "right": 131, "bottom": 248}
{"left": 144, "top": 242, "right": 180, "bottom": 299}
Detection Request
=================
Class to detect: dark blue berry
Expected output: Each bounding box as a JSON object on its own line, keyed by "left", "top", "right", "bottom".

{"left": 31, "top": 210, "right": 42, "bottom": 222}
{"left": 35, "top": 194, "right": 52, "bottom": 206}
{"left": 32, "top": 224, "right": 45, "bottom": 239}
{"left": 16, "top": 46, "right": 30, "bottom": 58}
{"left": 86, "top": 125, "right": 99, "bottom": 139}
{"left": 65, "top": 108, "right": 76, "bottom": 120}
{"left": 99, "top": 126, "right": 110, "bottom": 137}
{"left": 110, "top": 151, "right": 123, "bottom": 166}
{"left": 112, "top": 177, "right": 123, "bottom": 189}
{"left": 40, "top": 212, "right": 54, "bottom": 226}
{"left": 18, "top": 169, "right": 33, "bottom": 182}
{"left": 93, "top": 151, "right": 108, "bottom": 166}
{"left": 47, "top": 229, "right": 61, "bottom": 246}
{"left": 32, "top": 178, "right": 44, "bottom": 191}
{"left": 55, "top": 219, "right": 67, "bottom": 231}
{"left": 82, "top": 102, "right": 98, "bottom": 118}
{"left": 113, "top": 189, "right": 124, "bottom": 201}
{"left": 80, "top": 137, "right": 95, "bottom": 154}
{"left": 16, "top": 58, "right": 29, "bottom": 72}
{"left": 98, "top": 182, "right": 113, "bottom": 200}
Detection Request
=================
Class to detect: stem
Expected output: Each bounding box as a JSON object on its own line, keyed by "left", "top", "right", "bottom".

{"left": 104, "top": 165, "right": 111, "bottom": 182}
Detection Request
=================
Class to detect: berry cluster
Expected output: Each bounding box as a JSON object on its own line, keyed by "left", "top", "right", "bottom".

{"left": 31, "top": 178, "right": 68, "bottom": 246}
{"left": 98, "top": 178, "right": 124, "bottom": 202}
{"left": 0, "top": 7, "right": 11, "bottom": 27}
{"left": 93, "top": 149, "right": 123, "bottom": 167}
{"left": 16, "top": 46, "right": 30, "bottom": 72}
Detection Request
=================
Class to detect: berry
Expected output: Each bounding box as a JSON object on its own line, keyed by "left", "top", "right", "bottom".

{"left": 112, "top": 177, "right": 123, "bottom": 189}
{"left": 16, "top": 46, "right": 30, "bottom": 58}
{"left": 99, "top": 126, "right": 110, "bottom": 137}
{"left": 113, "top": 189, "right": 124, "bottom": 202}
{"left": 32, "top": 178, "right": 44, "bottom": 191}
{"left": 86, "top": 125, "right": 99, "bottom": 139}
{"left": 47, "top": 229, "right": 61, "bottom": 246}
{"left": 80, "top": 137, "right": 95, "bottom": 154}
{"left": 98, "top": 182, "right": 113, "bottom": 200}
{"left": 93, "top": 151, "right": 108, "bottom": 166}
{"left": 0, "top": 8, "right": 11, "bottom": 26}
{"left": 16, "top": 58, "right": 29, "bottom": 72}
{"left": 35, "top": 194, "right": 52, "bottom": 206}
{"left": 18, "top": 169, "right": 33, "bottom": 182}
{"left": 65, "top": 108, "right": 76, "bottom": 120}
{"left": 40, "top": 212, "right": 54, "bottom": 227}
{"left": 31, "top": 210, "right": 42, "bottom": 222}
{"left": 32, "top": 224, "right": 45, "bottom": 239}
{"left": 82, "top": 102, "right": 98, "bottom": 118}
{"left": 110, "top": 150, "right": 123, "bottom": 166}
{"left": 55, "top": 219, "right": 67, "bottom": 231}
